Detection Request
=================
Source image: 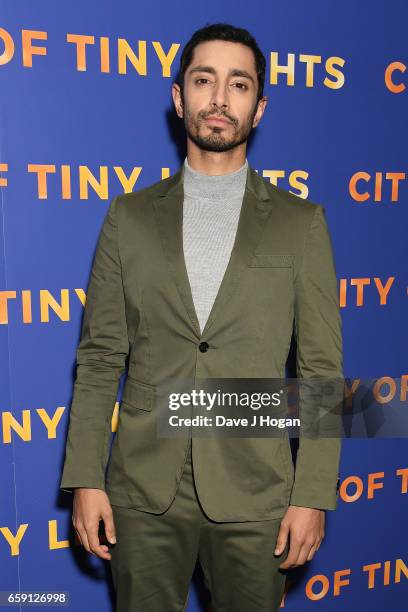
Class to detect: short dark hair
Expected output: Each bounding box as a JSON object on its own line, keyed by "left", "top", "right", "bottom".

{"left": 176, "top": 23, "right": 266, "bottom": 104}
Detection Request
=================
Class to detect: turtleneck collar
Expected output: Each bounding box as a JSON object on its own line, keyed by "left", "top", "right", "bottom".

{"left": 183, "top": 156, "right": 248, "bottom": 201}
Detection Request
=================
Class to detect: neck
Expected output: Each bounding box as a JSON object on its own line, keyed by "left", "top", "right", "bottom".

{"left": 183, "top": 156, "right": 248, "bottom": 201}
{"left": 186, "top": 141, "right": 247, "bottom": 175}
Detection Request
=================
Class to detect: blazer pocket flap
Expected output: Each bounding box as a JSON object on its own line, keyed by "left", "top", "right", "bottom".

{"left": 249, "top": 254, "right": 294, "bottom": 268}
{"left": 121, "top": 377, "right": 155, "bottom": 411}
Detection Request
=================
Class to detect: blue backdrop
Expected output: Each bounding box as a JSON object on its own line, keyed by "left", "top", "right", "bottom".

{"left": 1, "top": 1, "right": 407, "bottom": 609}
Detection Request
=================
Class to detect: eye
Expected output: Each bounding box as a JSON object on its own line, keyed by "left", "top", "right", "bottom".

{"left": 233, "top": 82, "right": 248, "bottom": 90}
{"left": 195, "top": 78, "right": 210, "bottom": 85}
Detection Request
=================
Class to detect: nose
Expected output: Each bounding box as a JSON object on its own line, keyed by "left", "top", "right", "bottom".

{"left": 210, "top": 81, "right": 229, "bottom": 111}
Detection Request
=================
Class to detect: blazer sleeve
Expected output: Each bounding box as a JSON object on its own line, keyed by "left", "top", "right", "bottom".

{"left": 288, "top": 204, "right": 343, "bottom": 510}
{"left": 59, "top": 196, "right": 129, "bottom": 493}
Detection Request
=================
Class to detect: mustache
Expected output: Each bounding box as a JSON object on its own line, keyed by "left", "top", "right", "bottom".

{"left": 200, "top": 111, "right": 236, "bottom": 124}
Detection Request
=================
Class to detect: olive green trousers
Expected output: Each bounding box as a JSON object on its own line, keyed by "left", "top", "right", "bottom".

{"left": 109, "top": 439, "right": 288, "bottom": 611}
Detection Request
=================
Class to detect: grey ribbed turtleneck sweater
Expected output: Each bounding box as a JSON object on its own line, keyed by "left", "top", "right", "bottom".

{"left": 182, "top": 156, "right": 248, "bottom": 334}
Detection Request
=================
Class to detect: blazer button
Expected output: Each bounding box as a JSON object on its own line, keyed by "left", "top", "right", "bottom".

{"left": 199, "top": 341, "right": 209, "bottom": 352}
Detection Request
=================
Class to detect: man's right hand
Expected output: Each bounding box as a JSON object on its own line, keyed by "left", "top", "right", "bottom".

{"left": 72, "top": 488, "right": 116, "bottom": 560}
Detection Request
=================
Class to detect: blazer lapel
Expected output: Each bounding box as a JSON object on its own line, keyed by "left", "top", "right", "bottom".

{"left": 153, "top": 163, "right": 275, "bottom": 339}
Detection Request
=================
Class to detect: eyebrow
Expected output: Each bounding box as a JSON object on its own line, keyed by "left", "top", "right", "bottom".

{"left": 188, "top": 65, "right": 255, "bottom": 85}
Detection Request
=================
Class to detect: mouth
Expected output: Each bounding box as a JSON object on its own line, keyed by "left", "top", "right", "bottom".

{"left": 204, "top": 116, "right": 232, "bottom": 126}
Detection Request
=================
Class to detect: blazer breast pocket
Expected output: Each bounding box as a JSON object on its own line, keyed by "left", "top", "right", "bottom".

{"left": 121, "top": 376, "right": 156, "bottom": 411}
{"left": 248, "top": 254, "right": 294, "bottom": 268}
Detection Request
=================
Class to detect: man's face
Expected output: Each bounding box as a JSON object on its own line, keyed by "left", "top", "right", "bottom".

{"left": 174, "top": 40, "right": 267, "bottom": 153}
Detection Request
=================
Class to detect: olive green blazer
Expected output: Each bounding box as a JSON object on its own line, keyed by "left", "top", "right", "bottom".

{"left": 60, "top": 163, "right": 343, "bottom": 521}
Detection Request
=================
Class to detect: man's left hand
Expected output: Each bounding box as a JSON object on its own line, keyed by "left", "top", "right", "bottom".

{"left": 274, "top": 505, "right": 325, "bottom": 569}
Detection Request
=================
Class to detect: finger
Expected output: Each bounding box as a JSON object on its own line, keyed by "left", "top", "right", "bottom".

{"left": 315, "top": 532, "right": 324, "bottom": 551}
{"left": 87, "top": 524, "right": 112, "bottom": 560}
{"left": 315, "top": 526, "right": 325, "bottom": 553}
{"left": 279, "top": 538, "right": 301, "bottom": 569}
{"left": 102, "top": 509, "right": 117, "bottom": 545}
{"left": 76, "top": 526, "right": 92, "bottom": 554}
{"left": 274, "top": 522, "right": 289, "bottom": 556}
{"left": 74, "top": 528, "right": 83, "bottom": 546}
{"left": 306, "top": 541, "right": 319, "bottom": 561}
{"left": 294, "top": 540, "right": 315, "bottom": 565}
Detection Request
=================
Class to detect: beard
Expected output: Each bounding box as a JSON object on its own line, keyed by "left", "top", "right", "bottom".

{"left": 181, "top": 94, "right": 258, "bottom": 153}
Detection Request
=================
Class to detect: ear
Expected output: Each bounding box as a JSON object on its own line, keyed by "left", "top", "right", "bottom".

{"left": 252, "top": 96, "right": 268, "bottom": 128}
{"left": 172, "top": 83, "right": 184, "bottom": 119}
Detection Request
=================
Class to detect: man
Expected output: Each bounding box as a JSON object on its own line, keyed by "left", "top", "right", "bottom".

{"left": 60, "top": 23, "right": 343, "bottom": 612}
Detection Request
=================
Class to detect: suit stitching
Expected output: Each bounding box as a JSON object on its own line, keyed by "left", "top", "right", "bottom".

{"left": 140, "top": 288, "right": 153, "bottom": 383}
{"left": 112, "top": 196, "right": 132, "bottom": 349}
{"left": 294, "top": 204, "right": 320, "bottom": 284}
{"left": 102, "top": 412, "right": 114, "bottom": 489}
{"left": 279, "top": 434, "right": 293, "bottom": 504}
